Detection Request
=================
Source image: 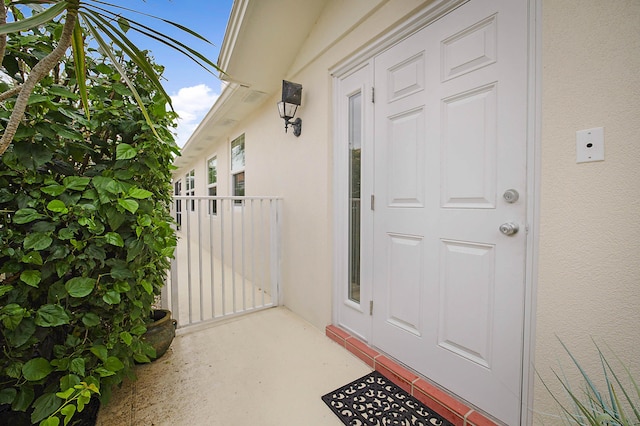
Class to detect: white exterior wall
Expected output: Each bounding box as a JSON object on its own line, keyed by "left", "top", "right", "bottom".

{"left": 173, "top": 0, "right": 430, "bottom": 330}
{"left": 533, "top": 0, "right": 640, "bottom": 422}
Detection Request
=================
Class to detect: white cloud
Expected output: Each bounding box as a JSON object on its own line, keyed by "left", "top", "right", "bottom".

{"left": 170, "top": 84, "right": 219, "bottom": 147}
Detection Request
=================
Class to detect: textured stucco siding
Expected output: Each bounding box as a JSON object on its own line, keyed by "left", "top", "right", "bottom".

{"left": 533, "top": 1, "right": 640, "bottom": 422}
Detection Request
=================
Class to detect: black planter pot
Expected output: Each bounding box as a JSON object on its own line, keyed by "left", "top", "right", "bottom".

{"left": 142, "top": 309, "right": 177, "bottom": 360}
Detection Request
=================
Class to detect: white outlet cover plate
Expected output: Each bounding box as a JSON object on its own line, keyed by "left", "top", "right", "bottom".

{"left": 576, "top": 127, "right": 604, "bottom": 163}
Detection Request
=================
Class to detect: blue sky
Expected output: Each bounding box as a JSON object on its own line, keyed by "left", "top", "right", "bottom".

{"left": 99, "top": 0, "right": 235, "bottom": 145}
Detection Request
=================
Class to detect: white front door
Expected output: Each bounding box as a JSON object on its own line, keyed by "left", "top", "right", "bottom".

{"left": 335, "top": 0, "right": 530, "bottom": 423}
{"left": 371, "top": 1, "right": 528, "bottom": 424}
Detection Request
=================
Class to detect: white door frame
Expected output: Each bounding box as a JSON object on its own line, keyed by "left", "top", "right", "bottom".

{"left": 331, "top": 0, "right": 541, "bottom": 424}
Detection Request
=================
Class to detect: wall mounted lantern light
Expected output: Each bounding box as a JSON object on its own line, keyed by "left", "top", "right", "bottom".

{"left": 277, "top": 80, "right": 302, "bottom": 137}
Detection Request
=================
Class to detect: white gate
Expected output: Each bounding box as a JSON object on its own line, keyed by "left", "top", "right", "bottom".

{"left": 165, "top": 196, "right": 282, "bottom": 328}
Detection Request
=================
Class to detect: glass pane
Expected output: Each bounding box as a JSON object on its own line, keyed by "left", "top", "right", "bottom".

{"left": 233, "top": 171, "right": 245, "bottom": 204}
{"left": 231, "top": 134, "right": 245, "bottom": 172}
{"left": 208, "top": 187, "right": 217, "bottom": 215}
{"left": 348, "top": 92, "right": 362, "bottom": 303}
{"left": 208, "top": 157, "right": 217, "bottom": 184}
{"left": 174, "top": 181, "right": 181, "bottom": 227}
{"left": 186, "top": 170, "right": 195, "bottom": 211}
{"left": 186, "top": 170, "right": 195, "bottom": 192}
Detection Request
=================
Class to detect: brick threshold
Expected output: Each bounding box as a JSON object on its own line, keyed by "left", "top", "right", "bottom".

{"left": 326, "top": 324, "right": 499, "bottom": 426}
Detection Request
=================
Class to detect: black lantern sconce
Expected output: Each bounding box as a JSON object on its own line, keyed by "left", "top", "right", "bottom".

{"left": 277, "top": 80, "right": 302, "bottom": 137}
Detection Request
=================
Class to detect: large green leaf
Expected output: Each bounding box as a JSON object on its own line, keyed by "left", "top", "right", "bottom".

{"left": 119, "top": 331, "right": 133, "bottom": 346}
{"left": 128, "top": 188, "right": 153, "bottom": 199}
{"left": 65, "top": 277, "right": 95, "bottom": 298}
{"left": 0, "top": 2, "right": 68, "bottom": 35}
{"left": 90, "top": 345, "right": 108, "bottom": 362}
{"left": 82, "top": 312, "right": 100, "bottom": 327}
{"left": 5, "top": 318, "right": 36, "bottom": 347}
{"left": 102, "top": 290, "right": 121, "bottom": 305}
{"left": 35, "top": 304, "right": 70, "bottom": 327}
{"left": 0, "top": 285, "right": 14, "bottom": 297}
{"left": 23, "top": 233, "right": 53, "bottom": 251}
{"left": 31, "top": 392, "right": 62, "bottom": 424}
{"left": 41, "top": 183, "right": 66, "bottom": 196}
{"left": 116, "top": 143, "right": 137, "bottom": 160}
{"left": 104, "top": 356, "right": 124, "bottom": 372}
{"left": 23, "top": 358, "right": 53, "bottom": 381}
{"left": 63, "top": 176, "right": 91, "bottom": 191}
{"left": 104, "top": 232, "right": 124, "bottom": 247}
{"left": 22, "top": 251, "right": 44, "bottom": 265}
{"left": 13, "top": 208, "right": 45, "bottom": 224}
{"left": 47, "top": 200, "right": 69, "bottom": 214}
{"left": 20, "top": 270, "right": 41, "bottom": 287}
{"left": 117, "top": 198, "right": 138, "bottom": 214}
{"left": 70, "top": 358, "right": 85, "bottom": 376}
{"left": 40, "top": 417, "right": 61, "bottom": 426}
{"left": 1, "top": 304, "right": 27, "bottom": 330}
{"left": 0, "top": 388, "right": 17, "bottom": 405}
{"left": 61, "top": 404, "right": 76, "bottom": 425}
{"left": 12, "top": 386, "right": 34, "bottom": 412}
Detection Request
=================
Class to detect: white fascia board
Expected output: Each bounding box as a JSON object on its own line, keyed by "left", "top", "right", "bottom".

{"left": 218, "top": 0, "right": 250, "bottom": 80}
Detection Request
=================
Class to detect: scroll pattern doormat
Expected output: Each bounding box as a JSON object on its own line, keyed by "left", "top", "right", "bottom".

{"left": 322, "top": 370, "right": 454, "bottom": 426}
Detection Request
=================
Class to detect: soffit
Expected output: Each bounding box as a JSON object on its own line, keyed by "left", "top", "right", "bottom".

{"left": 174, "top": 0, "right": 328, "bottom": 171}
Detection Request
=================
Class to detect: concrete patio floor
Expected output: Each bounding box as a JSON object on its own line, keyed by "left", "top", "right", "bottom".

{"left": 96, "top": 307, "right": 371, "bottom": 425}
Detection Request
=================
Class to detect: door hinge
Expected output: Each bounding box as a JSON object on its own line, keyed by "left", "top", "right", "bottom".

{"left": 371, "top": 87, "right": 375, "bottom": 103}
{"left": 369, "top": 300, "right": 373, "bottom": 315}
{"left": 370, "top": 194, "right": 375, "bottom": 211}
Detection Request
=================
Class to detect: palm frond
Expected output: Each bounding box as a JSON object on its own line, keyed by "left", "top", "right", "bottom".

{"left": 79, "top": 8, "right": 171, "bottom": 106}
{"left": 71, "top": 18, "right": 89, "bottom": 119}
{"left": 87, "top": 0, "right": 213, "bottom": 44}
{"left": 82, "top": 17, "right": 163, "bottom": 142}
{"left": 80, "top": 2, "right": 222, "bottom": 76}
{"left": 0, "top": 1, "right": 67, "bottom": 34}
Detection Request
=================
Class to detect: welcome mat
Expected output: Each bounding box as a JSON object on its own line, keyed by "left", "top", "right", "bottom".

{"left": 322, "top": 370, "right": 454, "bottom": 426}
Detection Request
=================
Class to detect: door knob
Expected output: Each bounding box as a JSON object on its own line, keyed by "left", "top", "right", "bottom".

{"left": 499, "top": 222, "right": 519, "bottom": 236}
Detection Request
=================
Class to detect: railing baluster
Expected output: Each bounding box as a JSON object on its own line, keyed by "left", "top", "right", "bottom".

{"left": 197, "top": 199, "right": 204, "bottom": 322}
{"left": 209, "top": 199, "right": 216, "bottom": 320}
{"left": 231, "top": 199, "right": 236, "bottom": 313}
{"left": 261, "top": 199, "right": 267, "bottom": 307}
{"left": 250, "top": 199, "right": 256, "bottom": 310}
{"left": 185, "top": 199, "right": 193, "bottom": 325}
{"left": 220, "top": 199, "right": 226, "bottom": 316}
{"left": 241, "top": 199, "right": 246, "bottom": 312}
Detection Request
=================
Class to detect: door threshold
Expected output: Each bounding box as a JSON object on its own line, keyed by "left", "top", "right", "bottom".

{"left": 326, "top": 324, "right": 500, "bottom": 426}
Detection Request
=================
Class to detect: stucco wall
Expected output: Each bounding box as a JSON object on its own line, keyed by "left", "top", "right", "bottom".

{"left": 173, "top": 0, "right": 426, "bottom": 330}
{"left": 533, "top": 0, "right": 640, "bottom": 422}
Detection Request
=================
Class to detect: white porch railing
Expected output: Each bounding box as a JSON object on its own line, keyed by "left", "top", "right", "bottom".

{"left": 164, "top": 196, "right": 282, "bottom": 328}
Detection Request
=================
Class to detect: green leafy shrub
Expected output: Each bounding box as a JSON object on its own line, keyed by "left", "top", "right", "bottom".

{"left": 0, "top": 20, "right": 178, "bottom": 425}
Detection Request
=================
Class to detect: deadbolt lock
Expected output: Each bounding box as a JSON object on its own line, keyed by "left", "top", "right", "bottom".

{"left": 503, "top": 189, "right": 519, "bottom": 204}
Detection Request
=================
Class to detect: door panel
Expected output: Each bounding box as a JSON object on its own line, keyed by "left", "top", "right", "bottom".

{"left": 386, "top": 233, "right": 424, "bottom": 336}
{"left": 371, "top": 1, "right": 529, "bottom": 425}
{"left": 442, "top": 14, "right": 497, "bottom": 81}
{"left": 438, "top": 239, "right": 495, "bottom": 369}
{"left": 441, "top": 83, "right": 497, "bottom": 208}
{"left": 387, "top": 108, "right": 426, "bottom": 207}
